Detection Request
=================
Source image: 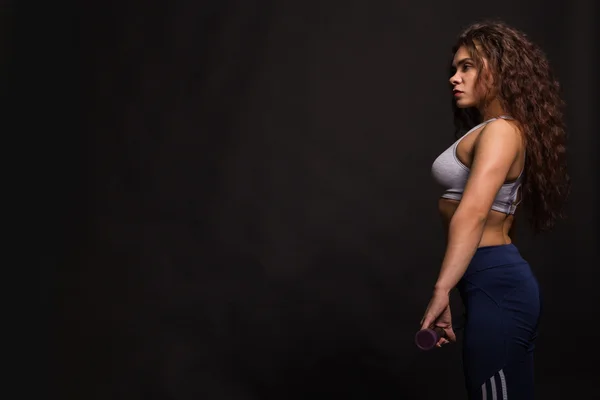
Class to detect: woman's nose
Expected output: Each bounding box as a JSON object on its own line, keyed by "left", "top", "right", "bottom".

{"left": 449, "top": 73, "right": 461, "bottom": 85}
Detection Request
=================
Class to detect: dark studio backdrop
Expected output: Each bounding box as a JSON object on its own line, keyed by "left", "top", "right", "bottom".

{"left": 12, "top": 0, "right": 598, "bottom": 399}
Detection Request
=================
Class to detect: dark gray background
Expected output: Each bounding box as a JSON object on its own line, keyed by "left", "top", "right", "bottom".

{"left": 12, "top": 0, "right": 597, "bottom": 399}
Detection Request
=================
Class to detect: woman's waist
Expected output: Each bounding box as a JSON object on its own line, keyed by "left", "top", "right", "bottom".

{"left": 439, "top": 209, "right": 516, "bottom": 248}
{"left": 463, "top": 243, "right": 530, "bottom": 277}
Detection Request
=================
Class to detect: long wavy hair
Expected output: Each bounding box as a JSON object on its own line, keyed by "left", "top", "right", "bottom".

{"left": 451, "top": 20, "right": 570, "bottom": 233}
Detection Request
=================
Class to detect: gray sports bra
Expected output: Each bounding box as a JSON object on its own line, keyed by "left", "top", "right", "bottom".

{"left": 431, "top": 116, "right": 523, "bottom": 215}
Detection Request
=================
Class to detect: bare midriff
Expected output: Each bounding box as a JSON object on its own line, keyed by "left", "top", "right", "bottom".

{"left": 438, "top": 198, "right": 516, "bottom": 247}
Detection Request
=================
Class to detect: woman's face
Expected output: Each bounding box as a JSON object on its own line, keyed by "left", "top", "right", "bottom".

{"left": 449, "top": 45, "right": 484, "bottom": 108}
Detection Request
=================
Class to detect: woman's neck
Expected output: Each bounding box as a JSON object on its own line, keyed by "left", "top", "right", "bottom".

{"left": 479, "top": 98, "right": 507, "bottom": 121}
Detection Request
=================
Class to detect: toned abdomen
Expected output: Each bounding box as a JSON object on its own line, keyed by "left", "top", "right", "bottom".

{"left": 438, "top": 198, "right": 515, "bottom": 247}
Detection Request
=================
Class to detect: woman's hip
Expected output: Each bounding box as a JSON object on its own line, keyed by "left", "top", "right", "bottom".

{"left": 457, "top": 243, "right": 540, "bottom": 307}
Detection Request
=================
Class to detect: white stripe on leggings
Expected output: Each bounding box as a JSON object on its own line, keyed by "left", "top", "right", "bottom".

{"left": 490, "top": 375, "right": 497, "bottom": 400}
{"left": 498, "top": 369, "right": 508, "bottom": 400}
{"left": 483, "top": 370, "right": 508, "bottom": 400}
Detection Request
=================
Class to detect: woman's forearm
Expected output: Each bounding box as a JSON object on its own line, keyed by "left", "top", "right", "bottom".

{"left": 434, "top": 210, "right": 487, "bottom": 293}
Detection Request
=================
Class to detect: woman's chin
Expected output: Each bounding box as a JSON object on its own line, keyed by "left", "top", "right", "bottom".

{"left": 455, "top": 99, "right": 475, "bottom": 109}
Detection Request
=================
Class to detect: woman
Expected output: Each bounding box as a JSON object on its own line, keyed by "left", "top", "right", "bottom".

{"left": 421, "top": 21, "right": 569, "bottom": 399}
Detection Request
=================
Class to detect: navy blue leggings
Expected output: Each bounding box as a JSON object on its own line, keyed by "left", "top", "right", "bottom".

{"left": 456, "top": 244, "right": 541, "bottom": 400}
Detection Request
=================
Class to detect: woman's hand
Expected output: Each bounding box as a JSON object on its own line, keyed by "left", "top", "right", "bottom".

{"left": 420, "top": 289, "right": 457, "bottom": 347}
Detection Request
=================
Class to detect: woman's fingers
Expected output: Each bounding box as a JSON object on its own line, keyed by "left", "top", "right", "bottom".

{"left": 445, "top": 327, "right": 457, "bottom": 342}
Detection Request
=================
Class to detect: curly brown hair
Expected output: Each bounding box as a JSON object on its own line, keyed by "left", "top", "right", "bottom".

{"left": 451, "top": 20, "right": 570, "bottom": 233}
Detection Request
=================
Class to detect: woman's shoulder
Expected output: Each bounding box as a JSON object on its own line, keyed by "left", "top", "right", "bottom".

{"left": 479, "top": 118, "right": 523, "bottom": 143}
{"left": 474, "top": 118, "right": 524, "bottom": 157}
